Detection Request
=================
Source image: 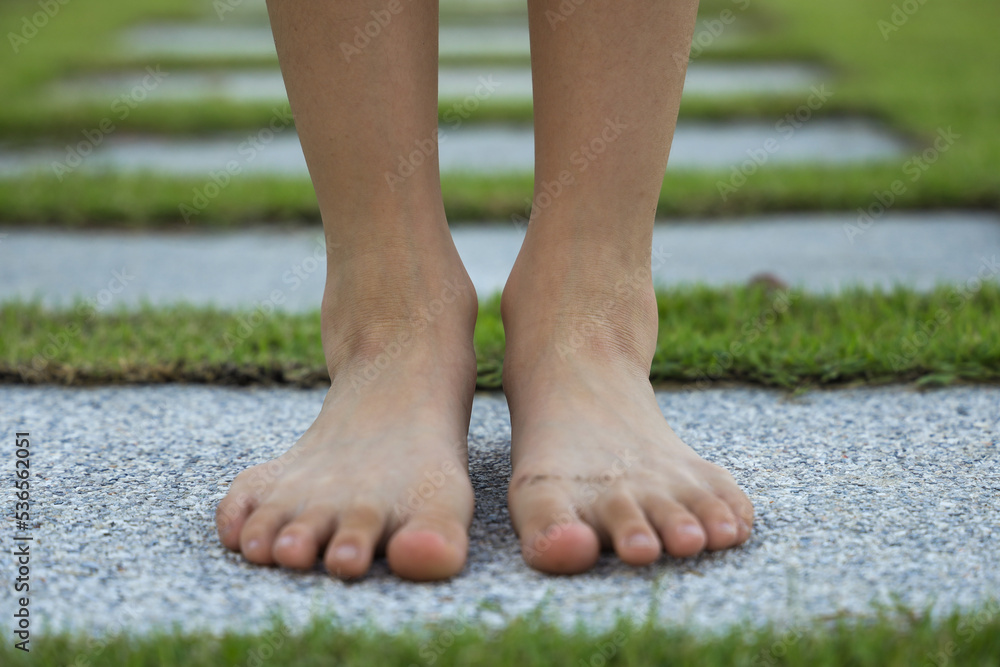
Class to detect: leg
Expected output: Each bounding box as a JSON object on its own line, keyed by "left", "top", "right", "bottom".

{"left": 503, "top": 0, "right": 754, "bottom": 573}
{"left": 215, "top": 0, "right": 478, "bottom": 581}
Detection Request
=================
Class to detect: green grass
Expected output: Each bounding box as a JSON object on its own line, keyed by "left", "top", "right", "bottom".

{"left": 0, "top": 0, "right": 769, "bottom": 140}
{"left": 681, "top": 0, "right": 1000, "bottom": 217}
{"left": 3, "top": 604, "right": 1000, "bottom": 666}
{"left": 4, "top": 284, "right": 998, "bottom": 389}
{"left": 1, "top": 0, "right": 998, "bottom": 223}
{"left": 5, "top": 162, "right": 990, "bottom": 229}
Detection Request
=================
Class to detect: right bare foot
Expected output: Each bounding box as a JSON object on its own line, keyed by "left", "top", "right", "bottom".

{"left": 215, "top": 234, "right": 479, "bottom": 581}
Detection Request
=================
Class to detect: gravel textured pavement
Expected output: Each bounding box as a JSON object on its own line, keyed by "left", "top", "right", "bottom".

{"left": 1, "top": 384, "right": 998, "bottom": 637}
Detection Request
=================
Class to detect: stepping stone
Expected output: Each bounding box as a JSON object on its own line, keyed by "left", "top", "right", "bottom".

{"left": 119, "top": 18, "right": 747, "bottom": 61}
{"left": 50, "top": 63, "right": 825, "bottom": 104}
{"left": 119, "top": 23, "right": 529, "bottom": 60}
{"left": 2, "top": 213, "right": 996, "bottom": 310}
{"left": 0, "top": 118, "right": 906, "bottom": 179}
{"left": 121, "top": 24, "right": 280, "bottom": 60}
{"left": 212, "top": 0, "right": 529, "bottom": 23}
{"left": 7, "top": 383, "right": 998, "bottom": 634}
{"left": 49, "top": 67, "right": 534, "bottom": 104}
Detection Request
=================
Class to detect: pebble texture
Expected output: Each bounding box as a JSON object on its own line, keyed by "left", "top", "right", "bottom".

{"left": 1, "top": 385, "right": 997, "bottom": 637}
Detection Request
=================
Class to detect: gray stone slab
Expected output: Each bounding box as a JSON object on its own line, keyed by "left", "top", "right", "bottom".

{"left": 50, "top": 63, "right": 824, "bottom": 104}
{"left": 213, "top": 0, "right": 531, "bottom": 23}
{"left": 1, "top": 213, "right": 997, "bottom": 310}
{"left": 120, "top": 23, "right": 531, "bottom": 61}
{"left": 0, "top": 385, "right": 997, "bottom": 635}
{"left": 684, "top": 62, "right": 826, "bottom": 97}
{"left": 48, "top": 67, "right": 532, "bottom": 104}
{"left": 119, "top": 18, "right": 747, "bottom": 61}
{"left": 0, "top": 118, "right": 907, "bottom": 179}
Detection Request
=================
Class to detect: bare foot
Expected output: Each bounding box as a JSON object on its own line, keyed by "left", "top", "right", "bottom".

{"left": 501, "top": 235, "right": 754, "bottom": 574}
{"left": 216, "top": 238, "right": 478, "bottom": 581}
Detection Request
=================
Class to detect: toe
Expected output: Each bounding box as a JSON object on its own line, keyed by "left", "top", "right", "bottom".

{"left": 642, "top": 493, "right": 707, "bottom": 558}
{"left": 216, "top": 488, "right": 256, "bottom": 551}
{"left": 680, "top": 487, "right": 741, "bottom": 551}
{"left": 324, "top": 503, "right": 385, "bottom": 580}
{"left": 386, "top": 480, "right": 474, "bottom": 582}
{"left": 239, "top": 505, "right": 294, "bottom": 565}
{"left": 710, "top": 477, "right": 755, "bottom": 544}
{"left": 386, "top": 508, "right": 468, "bottom": 582}
{"left": 273, "top": 505, "right": 336, "bottom": 570}
{"left": 509, "top": 482, "right": 600, "bottom": 574}
{"left": 594, "top": 492, "right": 662, "bottom": 566}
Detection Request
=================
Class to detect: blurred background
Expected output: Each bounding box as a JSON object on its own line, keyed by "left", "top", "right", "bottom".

{"left": 0, "top": 0, "right": 998, "bottom": 384}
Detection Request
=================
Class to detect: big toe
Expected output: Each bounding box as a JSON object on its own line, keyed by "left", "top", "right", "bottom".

{"left": 386, "top": 511, "right": 469, "bottom": 582}
{"left": 216, "top": 489, "right": 255, "bottom": 551}
{"left": 523, "top": 522, "right": 600, "bottom": 574}
{"left": 510, "top": 483, "right": 600, "bottom": 574}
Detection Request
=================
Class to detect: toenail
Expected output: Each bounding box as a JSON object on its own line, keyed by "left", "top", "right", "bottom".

{"left": 679, "top": 524, "right": 704, "bottom": 538}
{"left": 625, "top": 533, "right": 656, "bottom": 549}
{"left": 245, "top": 539, "right": 261, "bottom": 553}
{"left": 332, "top": 544, "right": 359, "bottom": 561}
{"left": 739, "top": 519, "right": 751, "bottom": 535}
{"left": 275, "top": 534, "right": 296, "bottom": 549}
{"left": 719, "top": 522, "right": 737, "bottom": 537}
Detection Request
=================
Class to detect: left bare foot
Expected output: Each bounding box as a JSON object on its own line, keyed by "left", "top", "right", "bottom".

{"left": 500, "top": 236, "right": 754, "bottom": 574}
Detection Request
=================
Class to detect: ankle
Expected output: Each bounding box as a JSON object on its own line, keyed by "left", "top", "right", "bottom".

{"left": 320, "top": 245, "right": 478, "bottom": 379}
{"left": 500, "top": 248, "right": 659, "bottom": 383}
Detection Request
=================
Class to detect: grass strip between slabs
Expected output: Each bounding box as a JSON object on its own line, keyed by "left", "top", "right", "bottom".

{"left": 2, "top": 285, "right": 998, "bottom": 389}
